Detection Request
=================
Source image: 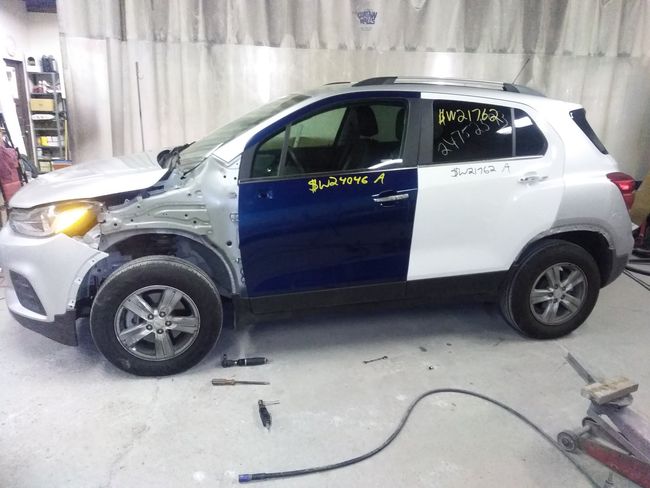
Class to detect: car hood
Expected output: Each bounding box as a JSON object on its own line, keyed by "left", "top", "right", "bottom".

{"left": 10, "top": 152, "right": 166, "bottom": 209}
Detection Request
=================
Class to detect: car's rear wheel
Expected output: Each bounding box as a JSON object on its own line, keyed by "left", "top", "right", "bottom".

{"left": 90, "top": 256, "right": 222, "bottom": 376}
{"left": 500, "top": 240, "right": 600, "bottom": 339}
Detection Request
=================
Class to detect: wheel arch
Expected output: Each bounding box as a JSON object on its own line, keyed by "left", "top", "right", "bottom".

{"left": 74, "top": 230, "right": 238, "bottom": 312}
{"left": 515, "top": 226, "right": 614, "bottom": 286}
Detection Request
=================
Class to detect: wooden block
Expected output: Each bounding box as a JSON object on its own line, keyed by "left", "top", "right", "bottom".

{"left": 581, "top": 377, "right": 639, "bottom": 405}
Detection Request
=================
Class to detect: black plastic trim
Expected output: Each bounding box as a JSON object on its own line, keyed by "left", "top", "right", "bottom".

{"left": 243, "top": 272, "right": 507, "bottom": 315}
{"left": 406, "top": 272, "right": 507, "bottom": 301}
{"left": 9, "top": 309, "right": 78, "bottom": 346}
{"left": 604, "top": 253, "right": 629, "bottom": 287}
{"left": 10, "top": 271, "right": 46, "bottom": 315}
{"left": 248, "top": 282, "right": 403, "bottom": 314}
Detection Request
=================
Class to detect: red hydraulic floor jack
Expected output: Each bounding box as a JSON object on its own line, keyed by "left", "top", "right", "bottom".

{"left": 558, "top": 354, "right": 650, "bottom": 487}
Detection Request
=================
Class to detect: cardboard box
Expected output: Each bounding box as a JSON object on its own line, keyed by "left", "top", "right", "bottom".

{"left": 38, "top": 160, "right": 53, "bottom": 172}
{"left": 52, "top": 161, "right": 72, "bottom": 171}
{"left": 38, "top": 136, "right": 60, "bottom": 147}
{"left": 30, "top": 98, "right": 54, "bottom": 112}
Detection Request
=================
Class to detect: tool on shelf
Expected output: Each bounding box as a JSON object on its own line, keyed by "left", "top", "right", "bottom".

{"left": 211, "top": 378, "right": 270, "bottom": 386}
{"left": 258, "top": 400, "right": 280, "bottom": 430}
{"left": 222, "top": 354, "right": 269, "bottom": 368}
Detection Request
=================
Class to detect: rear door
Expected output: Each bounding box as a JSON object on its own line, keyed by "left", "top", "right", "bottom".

{"left": 238, "top": 94, "right": 421, "bottom": 307}
{"left": 408, "top": 96, "right": 564, "bottom": 283}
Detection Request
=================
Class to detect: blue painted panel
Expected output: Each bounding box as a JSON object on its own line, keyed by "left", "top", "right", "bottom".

{"left": 239, "top": 168, "right": 418, "bottom": 297}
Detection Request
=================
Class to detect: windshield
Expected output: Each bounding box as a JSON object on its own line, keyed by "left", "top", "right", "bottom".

{"left": 180, "top": 93, "right": 309, "bottom": 166}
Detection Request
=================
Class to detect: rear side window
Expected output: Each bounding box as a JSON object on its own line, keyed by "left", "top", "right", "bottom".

{"left": 433, "top": 102, "right": 548, "bottom": 163}
{"left": 434, "top": 101, "right": 512, "bottom": 163}
{"left": 570, "top": 109, "right": 608, "bottom": 154}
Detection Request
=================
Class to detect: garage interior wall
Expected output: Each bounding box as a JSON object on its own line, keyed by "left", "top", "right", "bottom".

{"left": 0, "top": 0, "right": 63, "bottom": 154}
{"left": 57, "top": 0, "right": 650, "bottom": 179}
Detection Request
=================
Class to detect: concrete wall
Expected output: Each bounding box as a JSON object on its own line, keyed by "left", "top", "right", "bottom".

{"left": 0, "top": 0, "right": 28, "bottom": 60}
{"left": 0, "top": 0, "right": 62, "bottom": 69}
{"left": 1, "top": 0, "right": 31, "bottom": 152}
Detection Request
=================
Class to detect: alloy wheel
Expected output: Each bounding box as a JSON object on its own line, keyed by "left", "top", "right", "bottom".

{"left": 529, "top": 263, "right": 587, "bottom": 326}
{"left": 114, "top": 285, "right": 201, "bottom": 361}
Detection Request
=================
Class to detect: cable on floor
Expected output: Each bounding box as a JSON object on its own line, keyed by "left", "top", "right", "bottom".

{"left": 624, "top": 269, "right": 650, "bottom": 292}
{"left": 624, "top": 251, "right": 650, "bottom": 287}
{"left": 625, "top": 265, "right": 650, "bottom": 278}
{"left": 238, "top": 388, "right": 599, "bottom": 487}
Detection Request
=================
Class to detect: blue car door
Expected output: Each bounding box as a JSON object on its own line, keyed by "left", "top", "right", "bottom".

{"left": 238, "top": 95, "right": 421, "bottom": 309}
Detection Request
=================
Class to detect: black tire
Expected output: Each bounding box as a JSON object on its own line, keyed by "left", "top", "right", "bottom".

{"left": 500, "top": 240, "right": 600, "bottom": 339}
{"left": 90, "top": 256, "right": 222, "bottom": 376}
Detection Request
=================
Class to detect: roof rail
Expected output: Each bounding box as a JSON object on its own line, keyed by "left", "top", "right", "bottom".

{"left": 394, "top": 77, "right": 505, "bottom": 90}
{"left": 354, "top": 76, "right": 397, "bottom": 86}
{"left": 353, "top": 76, "right": 544, "bottom": 96}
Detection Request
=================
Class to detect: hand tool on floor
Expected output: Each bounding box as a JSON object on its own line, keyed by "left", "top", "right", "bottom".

{"left": 258, "top": 400, "right": 280, "bottom": 430}
{"left": 557, "top": 353, "right": 650, "bottom": 488}
{"left": 363, "top": 355, "right": 388, "bottom": 364}
{"left": 222, "top": 354, "right": 269, "bottom": 368}
{"left": 211, "top": 378, "right": 270, "bottom": 386}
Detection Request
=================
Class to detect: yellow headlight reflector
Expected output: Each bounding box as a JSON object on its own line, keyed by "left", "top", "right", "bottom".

{"left": 52, "top": 205, "right": 97, "bottom": 236}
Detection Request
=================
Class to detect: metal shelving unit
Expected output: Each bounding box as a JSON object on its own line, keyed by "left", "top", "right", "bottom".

{"left": 28, "top": 72, "right": 68, "bottom": 172}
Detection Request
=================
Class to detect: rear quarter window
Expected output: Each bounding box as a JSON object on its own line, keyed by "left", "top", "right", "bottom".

{"left": 570, "top": 109, "right": 608, "bottom": 154}
{"left": 514, "top": 109, "right": 547, "bottom": 156}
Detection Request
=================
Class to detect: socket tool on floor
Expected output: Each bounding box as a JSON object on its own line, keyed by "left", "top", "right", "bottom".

{"left": 557, "top": 353, "right": 650, "bottom": 487}
{"left": 259, "top": 400, "right": 280, "bottom": 430}
{"left": 222, "top": 354, "right": 269, "bottom": 368}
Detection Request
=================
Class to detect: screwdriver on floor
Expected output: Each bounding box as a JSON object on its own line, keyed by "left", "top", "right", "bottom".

{"left": 211, "top": 378, "right": 270, "bottom": 386}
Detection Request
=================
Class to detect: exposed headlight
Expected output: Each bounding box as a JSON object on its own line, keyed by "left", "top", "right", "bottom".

{"left": 9, "top": 202, "right": 100, "bottom": 237}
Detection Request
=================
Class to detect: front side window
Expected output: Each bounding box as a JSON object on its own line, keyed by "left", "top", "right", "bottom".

{"left": 432, "top": 102, "right": 547, "bottom": 163}
{"left": 251, "top": 101, "right": 407, "bottom": 178}
{"left": 180, "top": 93, "right": 309, "bottom": 166}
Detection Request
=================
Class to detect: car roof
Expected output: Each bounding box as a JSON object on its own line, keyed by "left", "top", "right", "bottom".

{"left": 302, "top": 76, "right": 573, "bottom": 110}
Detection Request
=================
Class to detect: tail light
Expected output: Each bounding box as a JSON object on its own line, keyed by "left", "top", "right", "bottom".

{"left": 607, "top": 172, "right": 636, "bottom": 210}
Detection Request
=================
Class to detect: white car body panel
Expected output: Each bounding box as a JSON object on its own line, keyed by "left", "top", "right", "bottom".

{"left": 10, "top": 152, "right": 165, "bottom": 209}
{"left": 0, "top": 226, "right": 107, "bottom": 320}
{"left": 408, "top": 96, "right": 566, "bottom": 280}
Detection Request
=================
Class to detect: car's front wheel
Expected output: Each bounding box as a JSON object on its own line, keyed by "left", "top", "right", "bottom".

{"left": 90, "top": 256, "right": 222, "bottom": 376}
{"left": 500, "top": 240, "right": 600, "bottom": 339}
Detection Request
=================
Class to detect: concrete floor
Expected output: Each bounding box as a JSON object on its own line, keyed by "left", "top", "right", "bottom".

{"left": 1, "top": 274, "right": 649, "bottom": 488}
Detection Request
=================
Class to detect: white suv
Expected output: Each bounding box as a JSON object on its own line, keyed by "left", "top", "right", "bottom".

{"left": 0, "top": 77, "right": 635, "bottom": 376}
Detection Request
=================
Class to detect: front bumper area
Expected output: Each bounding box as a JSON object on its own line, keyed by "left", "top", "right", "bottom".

{"left": 8, "top": 307, "right": 78, "bottom": 346}
{"left": 0, "top": 225, "right": 107, "bottom": 346}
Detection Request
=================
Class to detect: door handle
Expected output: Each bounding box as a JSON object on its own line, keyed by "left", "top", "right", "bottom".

{"left": 519, "top": 173, "right": 548, "bottom": 184}
{"left": 373, "top": 193, "right": 409, "bottom": 203}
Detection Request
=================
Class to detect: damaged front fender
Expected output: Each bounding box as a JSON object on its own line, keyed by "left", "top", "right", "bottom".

{"left": 95, "top": 159, "right": 243, "bottom": 293}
